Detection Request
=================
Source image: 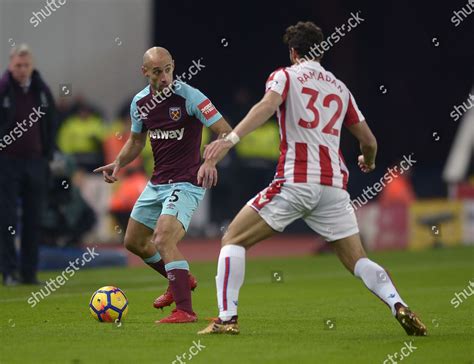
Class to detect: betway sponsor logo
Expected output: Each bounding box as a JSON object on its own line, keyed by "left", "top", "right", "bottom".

{"left": 149, "top": 128, "right": 184, "bottom": 140}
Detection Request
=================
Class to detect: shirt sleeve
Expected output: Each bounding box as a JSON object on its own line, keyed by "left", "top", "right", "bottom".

{"left": 187, "top": 87, "right": 222, "bottom": 127}
{"left": 265, "top": 69, "right": 289, "bottom": 101}
{"left": 343, "top": 91, "right": 365, "bottom": 126}
{"left": 130, "top": 96, "right": 145, "bottom": 133}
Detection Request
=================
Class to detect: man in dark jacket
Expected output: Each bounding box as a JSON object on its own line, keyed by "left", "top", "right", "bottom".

{"left": 0, "top": 44, "right": 57, "bottom": 285}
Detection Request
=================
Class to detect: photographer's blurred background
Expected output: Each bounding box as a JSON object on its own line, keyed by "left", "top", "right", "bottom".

{"left": 0, "top": 0, "right": 472, "bottom": 279}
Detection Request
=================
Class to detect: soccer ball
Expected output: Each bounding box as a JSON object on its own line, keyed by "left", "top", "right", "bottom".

{"left": 89, "top": 286, "right": 129, "bottom": 322}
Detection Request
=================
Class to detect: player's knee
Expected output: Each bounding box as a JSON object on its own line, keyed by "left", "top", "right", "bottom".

{"left": 221, "top": 229, "right": 244, "bottom": 248}
{"left": 152, "top": 229, "right": 175, "bottom": 254}
{"left": 123, "top": 235, "right": 140, "bottom": 254}
{"left": 221, "top": 234, "right": 232, "bottom": 246}
{"left": 333, "top": 234, "right": 367, "bottom": 275}
{"left": 123, "top": 231, "right": 148, "bottom": 256}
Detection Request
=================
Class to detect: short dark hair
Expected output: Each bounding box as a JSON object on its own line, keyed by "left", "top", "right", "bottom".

{"left": 283, "top": 21, "right": 324, "bottom": 59}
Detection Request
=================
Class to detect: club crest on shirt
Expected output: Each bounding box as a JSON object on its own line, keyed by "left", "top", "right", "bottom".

{"left": 169, "top": 106, "right": 182, "bottom": 121}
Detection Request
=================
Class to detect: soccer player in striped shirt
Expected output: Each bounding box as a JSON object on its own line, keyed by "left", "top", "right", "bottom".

{"left": 198, "top": 22, "right": 427, "bottom": 335}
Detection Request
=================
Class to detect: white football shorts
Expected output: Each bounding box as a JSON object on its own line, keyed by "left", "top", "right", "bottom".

{"left": 247, "top": 180, "right": 359, "bottom": 241}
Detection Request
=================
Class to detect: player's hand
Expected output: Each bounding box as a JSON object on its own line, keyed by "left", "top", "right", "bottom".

{"left": 357, "top": 155, "right": 375, "bottom": 173}
{"left": 203, "top": 139, "right": 233, "bottom": 161}
{"left": 93, "top": 162, "right": 121, "bottom": 183}
{"left": 197, "top": 161, "right": 218, "bottom": 188}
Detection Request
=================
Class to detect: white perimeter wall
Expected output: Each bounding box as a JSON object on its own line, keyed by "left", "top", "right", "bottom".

{"left": 0, "top": 0, "right": 152, "bottom": 119}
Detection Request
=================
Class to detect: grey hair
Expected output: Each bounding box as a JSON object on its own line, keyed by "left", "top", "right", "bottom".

{"left": 10, "top": 43, "right": 32, "bottom": 58}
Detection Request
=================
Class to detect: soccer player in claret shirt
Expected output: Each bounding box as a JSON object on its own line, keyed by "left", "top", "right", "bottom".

{"left": 198, "top": 22, "right": 427, "bottom": 335}
{"left": 94, "top": 47, "right": 232, "bottom": 323}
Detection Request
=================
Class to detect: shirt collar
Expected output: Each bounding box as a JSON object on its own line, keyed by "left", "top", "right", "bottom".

{"left": 301, "top": 59, "right": 323, "bottom": 68}
{"left": 18, "top": 78, "right": 32, "bottom": 93}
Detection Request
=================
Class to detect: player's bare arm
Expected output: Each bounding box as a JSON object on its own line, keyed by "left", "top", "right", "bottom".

{"left": 93, "top": 131, "right": 147, "bottom": 183}
{"left": 346, "top": 120, "right": 378, "bottom": 173}
{"left": 197, "top": 117, "right": 232, "bottom": 188}
{"left": 209, "top": 117, "right": 233, "bottom": 139}
{"left": 203, "top": 91, "right": 282, "bottom": 163}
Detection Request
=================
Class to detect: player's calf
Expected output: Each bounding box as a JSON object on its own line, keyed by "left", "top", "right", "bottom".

{"left": 123, "top": 221, "right": 168, "bottom": 277}
{"left": 198, "top": 207, "right": 275, "bottom": 334}
{"left": 216, "top": 207, "right": 274, "bottom": 320}
{"left": 333, "top": 234, "right": 407, "bottom": 316}
{"left": 152, "top": 216, "right": 185, "bottom": 261}
{"left": 147, "top": 223, "right": 198, "bottom": 310}
{"left": 153, "top": 215, "right": 195, "bottom": 315}
{"left": 153, "top": 274, "right": 198, "bottom": 310}
{"left": 123, "top": 233, "right": 145, "bottom": 257}
{"left": 333, "top": 233, "right": 427, "bottom": 335}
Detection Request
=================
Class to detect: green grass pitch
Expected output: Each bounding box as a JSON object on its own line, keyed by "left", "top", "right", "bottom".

{"left": 0, "top": 246, "right": 472, "bottom": 363}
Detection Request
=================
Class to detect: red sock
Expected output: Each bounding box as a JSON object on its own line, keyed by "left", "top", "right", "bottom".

{"left": 146, "top": 260, "right": 167, "bottom": 278}
{"left": 167, "top": 269, "right": 193, "bottom": 314}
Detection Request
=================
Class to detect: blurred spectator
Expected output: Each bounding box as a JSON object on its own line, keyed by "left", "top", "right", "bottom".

{"left": 234, "top": 118, "right": 280, "bottom": 205}
{"left": 0, "top": 44, "right": 57, "bottom": 286}
{"left": 379, "top": 172, "right": 416, "bottom": 206}
{"left": 68, "top": 94, "right": 104, "bottom": 120}
{"left": 41, "top": 152, "right": 96, "bottom": 246}
{"left": 103, "top": 101, "right": 151, "bottom": 234}
{"left": 202, "top": 112, "right": 240, "bottom": 232}
{"left": 57, "top": 100, "right": 105, "bottom": 170}
{"left": 56, "top": 94, "right": 104, "bottom": 130}
{"left": 109, "top": 171, "right": 148, "bottom": 233}
{"left": 208, "top": 88, "right": 278, "bottom": 226}
{"left": 104, "top": 101, "right": 153, "bottom": 175}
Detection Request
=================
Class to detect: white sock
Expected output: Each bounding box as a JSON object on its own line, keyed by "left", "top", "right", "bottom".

{"left": 216, "top": 244, "right": 245, "bottom": 321}
{"left": 354, "top": 257, "right": 408, "bottom": 316}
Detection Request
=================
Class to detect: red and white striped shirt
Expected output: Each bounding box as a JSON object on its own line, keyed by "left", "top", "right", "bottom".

{"left": 266, "top": 61, "right": 365, "bottom": 189}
